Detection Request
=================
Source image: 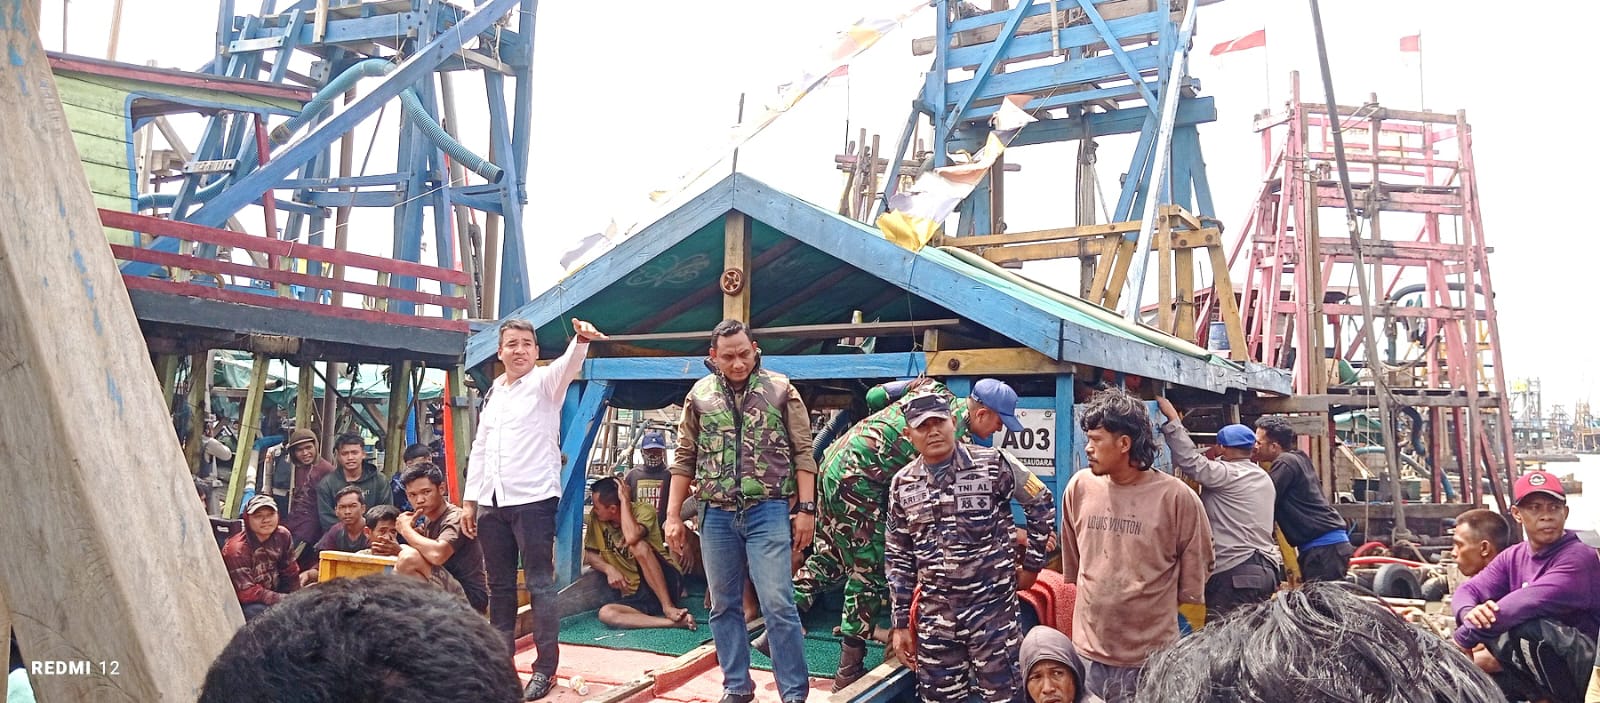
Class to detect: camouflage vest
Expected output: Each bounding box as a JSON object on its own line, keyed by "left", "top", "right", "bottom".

{"left": 688, "top": 369, "right": 797, "bottom": 508}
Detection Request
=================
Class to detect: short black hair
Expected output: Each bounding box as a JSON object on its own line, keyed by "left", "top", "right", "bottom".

{"left": 333, "top": 485, "right": 366, "bottom": 506}
{"left": 591, "top": 476, "right": 622, "bottom": 507}
{"left": 334, "top": 432, "right": 365, "bottom": 451}
{"left": 711, "top": 319, "right": 754, "bottom": 346}
{"left": 399, "top": 462, "right": 444, "bottom": 489}
{"left": 1078, "top": 387, "right": 1158, "bottom": 470}
{"left": 1255, "top": 415, "right": 1297, "bottom": 448}
{"left": 364, "top": 504, "right": 401, "bottom": 529}
{"left": 1133, "top": 581, "right": 1502, "bottom": 702}
{"left": 199, "top": 575, "right": 520, "bottom": 703}
{"left": 403, "top": 443, "right": 432, "bottom": 462}
{"left": 1455, "top": 509, "right": 1510, "bottom": 553}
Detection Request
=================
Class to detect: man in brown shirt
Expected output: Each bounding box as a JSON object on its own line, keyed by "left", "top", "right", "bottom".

{"left": 1060, "top": 388, "right": 1213, "bottom": 703}
{"left": 396, "top": 463, "right": 488, "bottom": 613}
{"left": 266, "top": 428, "right": 335, "bottom": 569}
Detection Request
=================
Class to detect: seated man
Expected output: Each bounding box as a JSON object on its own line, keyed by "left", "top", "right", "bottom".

{"left": 585, "top": 477, "right": 694, "bottom": 630}
{"left": 1135, "top": 581, "right": 1502, "bottom": 702}
{"left": 1453, "top": 470, "right": 1600, "bottom": 703}
{"left": 221, "top": 494, "right": 301, "bottom": 620}
{"left": 360, "top": 505, "right": 403, "bottom": 558}
{"left": 391, "top": 443, "right": 432, "bottom": 511}
{"left": 199, "top": 576, "right": 521, "bottom": 703}
{"left": 298, "top": 486, "right": 371, "bottom": 585}
{"left": 395, "top": 463, "right": 489, "bottom": 613}
{"left": 1451, "top": 508, "right": 1509, "bottom": 578}
{"left": 1022, "top": 626, "right": 1101, "bottom": 703}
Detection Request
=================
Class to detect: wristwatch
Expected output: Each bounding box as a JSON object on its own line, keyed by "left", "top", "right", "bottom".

{"left": 792, "top": 501, "right": 817, "bottom": 516}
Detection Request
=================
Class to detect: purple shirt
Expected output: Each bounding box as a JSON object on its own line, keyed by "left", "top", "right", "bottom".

{"left": 1451, "top": 530, "right": 1600, "bottom": 649}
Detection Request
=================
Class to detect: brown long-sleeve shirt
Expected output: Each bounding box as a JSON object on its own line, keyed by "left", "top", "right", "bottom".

{"left": 1060, "top": 468, "right": 1213, "bottom": 667}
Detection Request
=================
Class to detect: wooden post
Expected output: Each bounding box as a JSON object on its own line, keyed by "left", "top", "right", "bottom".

{"left": 155, "top": 353, "right": 181, "bottom": 404}
{"left": 1174, "top": 246, "right": 1196, "bottom": 342}
{"left": 723, "top": 211, "right": 752, "bottom": 323}
{"left": 0, "top": 4, "right": 239, "bottom": 695}
{"left": 1156, "top": 213, "right": 1173, "bottom": 332}
{"left": 1207, "top": 245, "right": 1249, "bottom": 360}
{"left": 295, "top": 362, "right": 315, "bottom": 436}
{"left": 183, "top": 350, "right": 210, "bottom": 474}
{"left": 223, "top": 354, "right": 272, "bottom": 519}
{"left": 385, "top": 362, "right": 413, "bottom": 478}
{"left": 320, "top": 361, "right": 340, "bottom": 453}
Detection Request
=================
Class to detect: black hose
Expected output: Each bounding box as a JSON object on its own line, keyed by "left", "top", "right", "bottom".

{"left": 813, "top": 410, "right": 857, "bottom": 462}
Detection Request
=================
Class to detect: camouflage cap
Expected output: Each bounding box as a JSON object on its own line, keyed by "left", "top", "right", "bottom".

{"left": 904, "top": 393, "right": 953, "bottom": 428}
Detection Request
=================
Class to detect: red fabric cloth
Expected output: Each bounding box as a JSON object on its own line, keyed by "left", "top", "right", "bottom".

{"left": 221, "top": 526, "right": 300, "bottom": 606}
{"left": 1210, "top": 29, "right": 1266, "bottom": 56}
{"left": 1399, "top": 34, "right": 1420, "bottom": 52}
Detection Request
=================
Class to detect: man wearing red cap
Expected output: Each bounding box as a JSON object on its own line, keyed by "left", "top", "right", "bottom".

{"left": 1451, "top": 469, "right": 1600, "bottom": 702}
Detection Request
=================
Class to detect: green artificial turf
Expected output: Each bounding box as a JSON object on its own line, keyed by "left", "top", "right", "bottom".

{"left": 557, "top": 583, "right": 886, "bottom": 678}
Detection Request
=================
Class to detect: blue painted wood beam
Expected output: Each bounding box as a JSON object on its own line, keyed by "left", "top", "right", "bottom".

{"left": 278, "top": 173, "right": 408, "bottom": 189}
{"left": 485, "top": 72, "right": 531, "bottom": 315}
{"left": 298, "top": 190, "right": 400, "bottom": 207}
{"left": 1051, "top": 373, "right": 1074, "bottom": 532}
{"left": 510, "top": 0, "right": 539, "bottom": 198}
{"left": 578, "top": 353, "right": 929, "bottom": 382}
{"left": 946, "top": 11, "right": 1164, "bottom": 68}
{"left": 187, "top": 0, "right": 524, "bottom": 228}
{"left": 932, "top": 0, "right": 951, "bottom": 165}
{"left": 952, "top": 76, "right": 1197, "bottom": 127}
{"left": 944, "top": 44, "right": 1162, "bottom": 108}
{"left": 949, "top": 96, "right": 1214, "bottom": 151}
{"left": 942, "top": 0, "right": 1036, "bottom": 135}
{"left": 555, "top": 380, "right": 614, "bottom": 586}
{"left": 1071, "top": 0, "right": 1160, "bottom": 112}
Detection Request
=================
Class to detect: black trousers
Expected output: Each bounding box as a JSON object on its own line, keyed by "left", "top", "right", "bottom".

{"left": 1486, "top": 618, "right": 1596, "bottom": 703}
{"left": 1297, "top": 541, "right": 1354, "bottom": 583}
{"left": 478, "top": 497, "right": 559, "bottom": 675}
{"left": 1204, "top": 552, "right": 1279, "bottom": 622}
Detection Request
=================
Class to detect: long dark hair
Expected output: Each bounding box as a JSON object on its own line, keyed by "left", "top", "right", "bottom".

{"left": 1078, "top": 387, "right": 1159, "bottom": 470}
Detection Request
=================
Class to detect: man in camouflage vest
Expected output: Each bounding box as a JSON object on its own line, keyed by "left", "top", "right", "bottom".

{"left": 663, "top": 319, "right": 817, "bottom": 703}
{"left": 793, "top": 377, "right": 1028, "bottom": 690}
{"left": 886, "top": 393, "right": 1056, "bottom": 703}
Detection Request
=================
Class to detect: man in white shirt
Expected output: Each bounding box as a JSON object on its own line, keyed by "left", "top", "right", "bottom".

{"left": 464, "top": 317, "right": 605, "bottom": 701}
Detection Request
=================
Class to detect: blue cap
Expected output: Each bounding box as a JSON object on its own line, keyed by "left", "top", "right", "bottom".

{"left": 970, "top": 378, "right": 1024, "bottom": 433}
{"left": 640, "top": 431, "right": 668, "bottom": 450}
{"left": 1217, "top": 424, "right": 1257, "bottom": 448}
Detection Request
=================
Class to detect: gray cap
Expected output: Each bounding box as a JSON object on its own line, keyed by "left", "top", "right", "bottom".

{"left": 244, "top": 494, "right": 278, "bottom": 515}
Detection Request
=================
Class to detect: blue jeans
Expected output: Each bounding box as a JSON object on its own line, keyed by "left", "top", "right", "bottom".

{"left": 700, "top": 499, "right": 809, "bottom": 701}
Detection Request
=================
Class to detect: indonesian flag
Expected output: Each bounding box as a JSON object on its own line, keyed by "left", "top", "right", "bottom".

{"left": 1210, "top": 29, "right": 1265, "bottom": 56}
{"left": 1400, "top": 33, "right": 1420, "bottom": 52}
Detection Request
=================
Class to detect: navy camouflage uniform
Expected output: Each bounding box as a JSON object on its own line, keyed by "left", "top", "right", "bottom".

{"left": 886, "top": 442, "right": 1056, "bottom": 703}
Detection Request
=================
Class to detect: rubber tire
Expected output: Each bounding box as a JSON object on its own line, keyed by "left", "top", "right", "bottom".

{"left": 1373, "top": 563, "right": 1423, "bottom": 600}
{"left": 1421, "top": 576, "right": 1448, "bottom": 602}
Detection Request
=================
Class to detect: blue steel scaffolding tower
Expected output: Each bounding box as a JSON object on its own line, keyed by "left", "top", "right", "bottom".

{"left": 130, "top": 0, "right": 536, "bottom": 318}
{"left": 887, "top": 0, "right": 1215, "bottom": 318}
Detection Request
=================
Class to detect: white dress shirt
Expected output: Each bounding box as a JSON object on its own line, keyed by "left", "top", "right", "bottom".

{"left": 465, "top": 338, "right": 589, "bottom": 507}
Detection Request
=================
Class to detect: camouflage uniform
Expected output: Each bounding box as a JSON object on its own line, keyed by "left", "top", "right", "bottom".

{"left": 886, "top": 443, "right": 1055, "bottom": 703}
{"left": 673, "top": 369, "right": 803, "bottom": 508}
{"left": 793, "top": 382, "right": 972, "bottom": 639}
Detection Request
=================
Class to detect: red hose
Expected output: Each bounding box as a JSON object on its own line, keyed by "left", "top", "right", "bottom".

{"left": 1349, "top": 555, "right": 1430, "bottom": 568}
{"left": 1352, "top": 541, "right": 1388, "bottom": 558}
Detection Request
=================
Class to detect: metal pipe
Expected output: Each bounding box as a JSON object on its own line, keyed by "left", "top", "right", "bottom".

{"left": 1307, "top": 0, "right": 1407, "bottom": 539}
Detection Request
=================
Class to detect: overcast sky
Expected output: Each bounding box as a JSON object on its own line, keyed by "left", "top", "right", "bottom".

{"left": 37, "top": 0, "right": 1594, "bottom": 412}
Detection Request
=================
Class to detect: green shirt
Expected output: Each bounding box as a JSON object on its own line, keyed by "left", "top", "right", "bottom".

{"left": 583, "top": 501, "right": 678, "bottom": 596}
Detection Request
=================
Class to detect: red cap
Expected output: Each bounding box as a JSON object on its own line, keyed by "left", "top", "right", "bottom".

{"left": 1513, "top": 470, "right": 1566, "bottom": 505}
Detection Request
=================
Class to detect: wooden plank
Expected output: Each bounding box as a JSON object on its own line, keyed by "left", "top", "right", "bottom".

{"left": 100, "top": 210, "right": 470, "bottom": 286}
{"left": 1101, "top": 238, "right": 1138, "bottom": 310}
{"left": 598, "top": 318, "right": 964, "bottom": 344}
{"left": 48, "top": 52, "right": 314, "bottom": 102}
{"left": 119, "top": 276, "right": 470, "bottom": 333}
{"left": 1156, "top": 212, "right": 1173, "bottom": 333}
{"left": 109, "top": 244, "right": 471, "bottom": 311}
{"left": 384, "top": 362, "right": 411, "bottom": 479}
{"left": 1246, "top": 392, "right": 1504, "bottom": 413}
{"left": 925, "top": 347, "right": 1074, "bottom": 376}
{"left": 912, "top": 0, "right": 1165, "bottom": 55}
{"left": 183, "top": 350, "right": 210, "bottom": 474}
{"left": 979, "top": 237, "right": 1116, "bottom": 263}
{"left": 1174, "top": 247, "right": 1196, "bottom": 342}
{"left": 723, "top": 211, "right": 752, "bottom": 322}
{"left": 946, "top": 220, "right": 1141, "bottom": 247}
